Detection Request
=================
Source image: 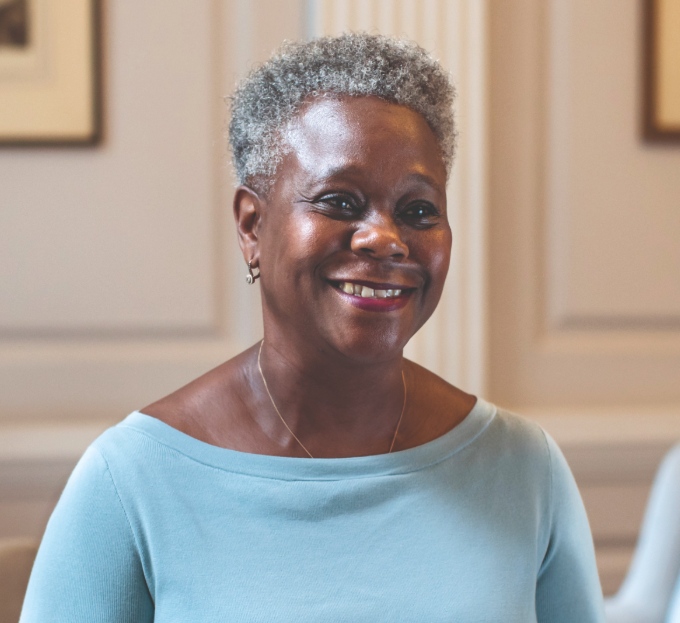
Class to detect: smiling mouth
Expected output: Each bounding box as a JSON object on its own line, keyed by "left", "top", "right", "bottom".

{"left": 331, "top": 280, "right": 414, "bottom": 312}
{"left": 336, "top": 281, "right": 404, "bottom": 299}
{"left": 331, "top": 277, "right": 418, "bottom": 299}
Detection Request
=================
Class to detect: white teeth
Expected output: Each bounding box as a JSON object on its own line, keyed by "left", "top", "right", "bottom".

{"left": 338, "top": 282, "right": 405, "bottom": 299}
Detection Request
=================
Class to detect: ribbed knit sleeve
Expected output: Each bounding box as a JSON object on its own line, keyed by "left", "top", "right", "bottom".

{"left": 535, "top": 432, "right": 605, "bottom": 622}
{"left": 19, "top": 446, "right": 154, "bottom": 623}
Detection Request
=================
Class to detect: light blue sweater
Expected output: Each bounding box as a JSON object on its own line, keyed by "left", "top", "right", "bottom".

{"left": 21, "top": 399, "right": 604, "bottom": 622}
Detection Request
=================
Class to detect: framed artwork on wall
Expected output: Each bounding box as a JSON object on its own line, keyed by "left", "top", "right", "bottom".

{"left": 0, "top": 0, "right": 101, "bottom": 145}
{"left": 644, "top": 0, "right": 680, "bottom": 140}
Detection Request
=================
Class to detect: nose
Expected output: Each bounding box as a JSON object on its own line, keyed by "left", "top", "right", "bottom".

{"left": 350, "top": 213, "right": 409, "bottom": 260}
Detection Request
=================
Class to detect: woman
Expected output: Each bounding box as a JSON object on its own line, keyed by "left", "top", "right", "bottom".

{"left": 21, "top": 33, "right": 604, "bottom": 622}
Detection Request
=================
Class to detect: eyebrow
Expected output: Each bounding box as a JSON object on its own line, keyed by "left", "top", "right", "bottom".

{"left": 315, "top": 164, "right": 365, "bottom": 181}
{"left": 317, "top": 166, "right": 442, "bottom": 191}
{"left": 405, "top": 171, "right": 442, "bottom": 189}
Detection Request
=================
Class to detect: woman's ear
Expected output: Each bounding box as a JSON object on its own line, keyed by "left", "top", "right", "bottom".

{"left": 233, "top": 185, "right": 263, "bottom": 264}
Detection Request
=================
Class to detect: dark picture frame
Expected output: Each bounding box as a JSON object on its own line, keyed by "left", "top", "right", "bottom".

{"left": 643, "top": 0, "right": 680, "bottom": 141}
{"left": 0, "top": 0, "right": 102, "bottom": 146}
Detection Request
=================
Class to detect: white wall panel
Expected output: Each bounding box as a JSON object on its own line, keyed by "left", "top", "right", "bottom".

{"left": 546, "top": 0, "right": 680, "bottom": 327}
{"left": 489, "top": 0, "right": 680, "bottom": 594}
{"left": 1, "top": 1, "right": 217, "bottom": 333}
{"left": 490, "top": 0, "right": 680, "bottom": 407}
{"left": 0, "top": 0, "right": 305, "bottom": 423}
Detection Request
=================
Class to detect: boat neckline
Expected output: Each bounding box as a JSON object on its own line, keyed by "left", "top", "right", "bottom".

{"left": 115, "top": 398, "right": 497, "bottom": 480}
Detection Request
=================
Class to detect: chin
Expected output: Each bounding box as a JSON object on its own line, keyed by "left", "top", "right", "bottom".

{"left": 325, "top": 330, "right": 410, "bottom": 365}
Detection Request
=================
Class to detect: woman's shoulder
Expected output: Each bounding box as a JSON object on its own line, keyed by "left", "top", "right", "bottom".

{"left": 74, "top": 412, "right": 231, "bottom": 514}
{"left": 400, "top": 359, "right": 478, "bottom": 449}
{"left": 137, "top": 346, "right": 260, "bottom": 450}
{"left": 404, "top": 359, "right": 551, "bottom": 457}
{"left": 85, "top": 412, "right": 172, "bottom": 471}
{"left": 470, "top": 402, "right": 576, "bottom": 498}
{"left": 484, "top": 404, "right": 551, "bottom": 452}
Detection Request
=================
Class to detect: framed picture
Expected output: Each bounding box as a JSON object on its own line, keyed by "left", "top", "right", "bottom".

{"left": 644, "top": 0, "right": 680, "bottom": 140}
{"left": 0, "top": 0, "right": 101, "bottom": 145}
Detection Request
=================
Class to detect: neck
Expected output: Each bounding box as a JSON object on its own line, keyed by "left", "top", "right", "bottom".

{"left": 254, "top": 334, "right": 408, "bottom": 458}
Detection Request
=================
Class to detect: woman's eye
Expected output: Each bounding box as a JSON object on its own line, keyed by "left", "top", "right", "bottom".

{"left": 400, "top": 203, "right": 440, "bottom": 226}
{"left": 327, "top": 197, "right": 353, "bottom": 210}
{"left": 316, "top": 195, "right": 360, "bottom": 214}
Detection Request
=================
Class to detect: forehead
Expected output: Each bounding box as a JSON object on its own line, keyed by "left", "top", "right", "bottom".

{"left": 279, "top": 96, "right": 446, "bottom": 188}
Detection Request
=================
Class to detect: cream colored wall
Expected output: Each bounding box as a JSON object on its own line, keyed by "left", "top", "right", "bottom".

{"left": 0, "top": 0, "right": 291, "bottom": 423}
{"left": 488, "top": 0, "right": 680, "bottom": 594}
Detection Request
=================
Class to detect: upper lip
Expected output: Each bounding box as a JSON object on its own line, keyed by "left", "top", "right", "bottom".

{"left": 328, "top": 278, "right": 417, "bottom": 290}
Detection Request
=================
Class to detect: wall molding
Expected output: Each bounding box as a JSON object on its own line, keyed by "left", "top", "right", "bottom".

{"left": 0, "top": 0, "right": 304, "bottom": 423}
{"left": 543, "top": 0, "right": 680, "bottom": 335}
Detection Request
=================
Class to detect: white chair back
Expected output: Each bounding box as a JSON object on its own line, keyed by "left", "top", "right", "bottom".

{"left": 604, "top": 444, "right": 680, "bottom": 623}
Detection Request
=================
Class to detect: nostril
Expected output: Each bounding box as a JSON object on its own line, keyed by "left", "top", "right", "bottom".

{"left": 351, "top": 225, "right": 409, "bottom": 260}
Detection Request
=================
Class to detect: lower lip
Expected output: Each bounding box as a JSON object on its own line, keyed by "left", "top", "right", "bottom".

{"left": 334, "top": 287, "right": 413, "bottom": 312}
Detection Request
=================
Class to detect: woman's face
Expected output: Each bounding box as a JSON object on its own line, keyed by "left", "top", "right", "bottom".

{"left": 248, "top": 95, "right": 451, "bottom": 362}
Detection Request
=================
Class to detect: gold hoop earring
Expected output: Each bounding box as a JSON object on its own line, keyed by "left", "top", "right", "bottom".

{"left": 246, "top": 261, "right": 260, "bottom": 284}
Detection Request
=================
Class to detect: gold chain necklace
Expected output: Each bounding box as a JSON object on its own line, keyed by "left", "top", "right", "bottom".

{"left": 256, "top": 340, "right": 407, "bottom": 458}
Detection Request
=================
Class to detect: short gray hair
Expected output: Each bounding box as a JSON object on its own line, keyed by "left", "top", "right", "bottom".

{"left": 228, "top": 32, "right": 456, "bottom": 193}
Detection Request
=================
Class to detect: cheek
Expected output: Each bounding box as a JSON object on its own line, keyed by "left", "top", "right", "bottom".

{"left": 419, "top": 229, "right": 452, "bottom": 285}
{"left": 267, "top": 214, "right": 342, "bottom": 278}
{"left": 294, "top": 215, "right": 327, "bottom": 253}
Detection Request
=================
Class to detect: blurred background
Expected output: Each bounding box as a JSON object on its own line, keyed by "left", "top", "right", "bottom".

{"left": 1, "top": 0, "right": 679, "bottom": 598}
